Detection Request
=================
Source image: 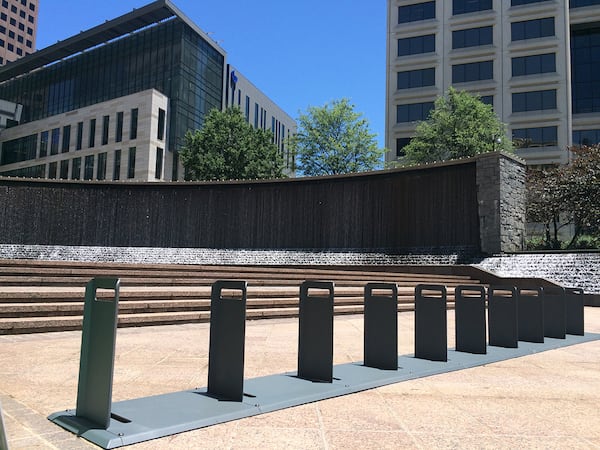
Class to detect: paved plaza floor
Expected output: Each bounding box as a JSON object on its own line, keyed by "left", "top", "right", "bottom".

{"left": 1, "top": 309, "right": 600, "bottom": 449}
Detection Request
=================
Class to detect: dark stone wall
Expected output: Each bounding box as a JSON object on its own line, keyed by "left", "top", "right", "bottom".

{"left": 0, "top": 161, "right": 481, "bottom": 251}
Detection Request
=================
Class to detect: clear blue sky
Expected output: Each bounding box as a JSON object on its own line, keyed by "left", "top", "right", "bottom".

{"left": 36, "top": 1, "right": 387, "bottom": 148}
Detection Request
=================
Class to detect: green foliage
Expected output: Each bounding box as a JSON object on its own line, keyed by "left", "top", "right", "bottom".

{"left": 403, "top": 87, "right": 512, "bottom": 165}
{"left": 179, "top": 107, "right": 284, "bottom": 181}
{"left": 526, "top": 144, "right": 600, "bottom": 249}
{"left": 292, "top": 98, "right": 387, "bottom": 176}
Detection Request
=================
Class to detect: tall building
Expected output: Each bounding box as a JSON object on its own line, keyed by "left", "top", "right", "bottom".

{"left": 0, "top": 0, "right": 38, "bottom": 65}
{"left": 386, "top": 0, "right": 600, "bottom": 167}
{"left": 0, "top": 0, "right": 295, "bottom": 181}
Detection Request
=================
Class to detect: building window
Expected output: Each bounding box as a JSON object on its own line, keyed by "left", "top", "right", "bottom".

{"left": 398, "top": 34, "right": 435, "bottom": 56}
{"left": 480, "top": 95, "right": 494, "bottom": 106}
{"left": 396, "top": 138, "right": 412, "bottom": 157}
{"left": 573, "top": 129, "right": 600, "bottom": 145}
{"left": 452, "top": 61, "right": 493, "bottom": 83}
{"left": 512, "top": 89, "right": 557, "bottom": 112}
{"left": 127, "top": 147, "right": 136, "bottom": 179}
{"left": 397, "top": 68, "right": 435, "bottom": 89}
{"left": 71, "top": 157, "right": 81, "bottom": 180}
{"left": 113, "top": 149, "right": 121, "bottom": 181}
{"left": 571, "top": 26, "right": 600, "bottom": 114}
{"left": 512, "top": 0, "right": 551, "bottom": 5}
{"left": 102, "top": 115, "right": 110, "bottom": 146}
{"left": 512, "top": 18, "right": 555, "bottom": 41}
{"left": 130, "top": 108, "right": 138, "bottom": 140}
{"left": 59, "top": 160, "right": 69, "bottom": 179}
{"left": 452, "top": 26, "right": 493, "bottom": 49}
{"left": 453, "top": 0, "right": 492, "bottom": 15}
{"left": 570, "top": 0, "right": 600, "bottom": 6}
{"left": 116, "top": 112, "right": 123, "bottom": 143}
{"left": 397, "top": 102, "right": 435, "bottom": 123}
{"left": 1, "top": 1, "right": 7, "bottom": 8}
{"left": 97, "top": 152, "right": 107, "bottom": 180}
{"left": 155, "top": 147, "right": 163, "bottom": 180}
{"left": 245, "top": 96, "right": 250, "bottom": 122}
{"left": 254, "top": 103, "right": 259, "bottom": 128}
{"left": 512, "top": 53, "right": 556, "bottom": 77}
{"left": 513, "top": 126, "right": 557, "bottom": 148}
{"left": 398, "top": 1, "right": 435, "bottom": 24}
{"left": 84, "top": 155, "right": 94, "bottom": 180}
{"left": 61, "top": 125, "right": 71, "bottom": 153}
{"left": 76, "top": 122, "right": 83, "bottom": 150}
{"left": 157, "top": 108, "right": 166, "bottom": 141}
{"left": 0, "top": 134, "right": 37, "bottom": 165}
{"left": 88, "top": 118, "right": 96, "bottom": 148}
{"left": 48, "top": 162, "right": 57, "bottom": 179}
{"left": 39, "top": 130, "right": 48, "bottom": 157}
{"left": 50, "top": 128, "right": 60, "bottom": 155}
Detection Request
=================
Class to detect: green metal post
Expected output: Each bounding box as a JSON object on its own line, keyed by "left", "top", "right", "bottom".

{"left": 75, "top": 278, "right": 120, "bottom": 429}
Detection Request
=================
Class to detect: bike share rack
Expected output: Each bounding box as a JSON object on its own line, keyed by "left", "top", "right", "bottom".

{"left": 49, "top": 279, "right": 595, "bottom": 449}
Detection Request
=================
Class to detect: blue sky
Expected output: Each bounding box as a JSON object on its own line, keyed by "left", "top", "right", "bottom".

{"left": 36, "top": 1, "right": 388, "bottom": 148}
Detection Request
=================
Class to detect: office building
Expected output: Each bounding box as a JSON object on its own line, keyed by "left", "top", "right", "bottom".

{"left": 0, "top": 0, "right": 295, "bottom": 181}
{"left": 386, "top": 0, "right": 600, "bottom": 167}
{"left": 0, "top": 0, "right": 37, "bottom": 66}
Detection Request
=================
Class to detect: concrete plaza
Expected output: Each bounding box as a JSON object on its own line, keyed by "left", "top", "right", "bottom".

{"left": 1, "top": 309, "right": 600, "bottom": 449}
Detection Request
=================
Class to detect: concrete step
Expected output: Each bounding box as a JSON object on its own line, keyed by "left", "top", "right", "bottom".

{"left": 0, "top": 301, "right": 440, "bottom": 334}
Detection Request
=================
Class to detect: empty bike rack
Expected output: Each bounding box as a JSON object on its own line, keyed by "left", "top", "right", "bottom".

{"left": 488, "top": 286, "right": 518, "bottom": 348}
{"left": 46, "top": 276, "right": 594, "bottom": 450}
{"left": 543, "top": 286, "right": 566, "bottom": 339}
{"left": 297, "top": 281, "right": 335, "bottom": 382}
{"left": 76, "top": 278, "right": 120, "bottom": 429}
{"left": 207, "top": 281, "right": 247, "bottom": 402}
{"left": 518, "top": 287, "right": 544, "bottom": 344}
{"left": 415, "top": 284, "right": 447, "bottom": 362}
{"left": 566, "top": 288, "right": 585, "bottom": 336}
{"left": 364, "top": 283, "right": 398, "bottom": 370}
{"left": 455, "top": 285, "right": 487, "bottom": 354}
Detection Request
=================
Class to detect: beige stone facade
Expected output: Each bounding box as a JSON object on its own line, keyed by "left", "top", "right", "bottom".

{"left": 0, "top": 0, "right": 37, "bottom": 65}
{"left": 0, "top": 89, "right": 170, "bottom": 181}
{"left": 386, "top": 0, "right": 600, "bottom": 167}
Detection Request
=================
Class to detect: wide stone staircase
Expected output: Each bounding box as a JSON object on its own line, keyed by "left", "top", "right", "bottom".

{"left": 0, "top": 259, "right": 487, "bottom": 334}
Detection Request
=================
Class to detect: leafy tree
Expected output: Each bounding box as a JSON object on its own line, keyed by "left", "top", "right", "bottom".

{"left": 179, "top": 107, "right": 284, "bottom": 181}
{"left": 526, "top": 167, "right": 567, "bottom": 249}
{"left": 525, "top": 144, "right": 600, "bottom": 249}
{"left": 292, "top": 98, "right": 386, "bottom": 176}
{"left": 562, "top": 144, "right": 600, "bottom": 247}
{"left": 403, "top": 87, "right": 512, "bottom": 165}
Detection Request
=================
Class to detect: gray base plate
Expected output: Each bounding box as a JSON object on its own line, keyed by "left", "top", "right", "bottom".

{"left": 48, "top": 333, "right": 600, "bottom": 449}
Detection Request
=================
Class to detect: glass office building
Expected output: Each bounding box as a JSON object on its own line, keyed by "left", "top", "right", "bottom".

{"left": 0, "top": 1, "right": 226, "bottom": 180}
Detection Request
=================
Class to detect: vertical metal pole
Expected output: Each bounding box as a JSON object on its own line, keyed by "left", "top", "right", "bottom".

{"left": 543, "top": 286, "right": 566, "bottom": 339}
{"left": 0, "top": 400, "right": 8, "bottom": 450}
{"left": 297, "top": 281, "right": 334, "bottom": 382}
{"left": 488, "top": 286, "right": 518, "bottom": 348}
{"left": 75, "top": 278, "right": 120, "bottom": 429}
{"left": 414, "top": 285, "right": 447, "bottom": 362}
{"left": 518, "top": 287, "right": 544, "bottom": 343}
{"left": 566, "top": 288, "right": 585, "bottom": 336}
{"left": 455, "top": 285, "right": 487, "bottom": 354}
{"left": 207, "top": 280, "right": 247, "bottom": 402}
{"left": 364, "top": 283, "right": 398, "bottom": 370}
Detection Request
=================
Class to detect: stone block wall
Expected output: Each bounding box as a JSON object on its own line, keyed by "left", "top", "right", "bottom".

{"left": 476, "top": 152, "right": 526, "bottom": 254}
{"left": 476, "top": 252, "right": 600, "bottom": 294}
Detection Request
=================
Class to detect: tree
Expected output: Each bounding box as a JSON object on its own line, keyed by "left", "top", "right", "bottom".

{"left": 526, "top": 166, "right": 567, "bottom": 249}
{"left": 179, "top": 107, "right": 284, "bottom": 181}
{"left": 403, "top": 87, "right": 512, "bottom": 165}
{"left": 292, "top": 98, "right": 386, "bottom": 176}
{"left": 562, "top": 144, "right": 600, "bottom": 247}
{"left": 525, "top": 144, "right": 600, "bottom": 249}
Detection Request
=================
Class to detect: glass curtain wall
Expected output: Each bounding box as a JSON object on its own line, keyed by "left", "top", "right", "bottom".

{"left": 0, "top": 18, "right": 224, "bottom": 153}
